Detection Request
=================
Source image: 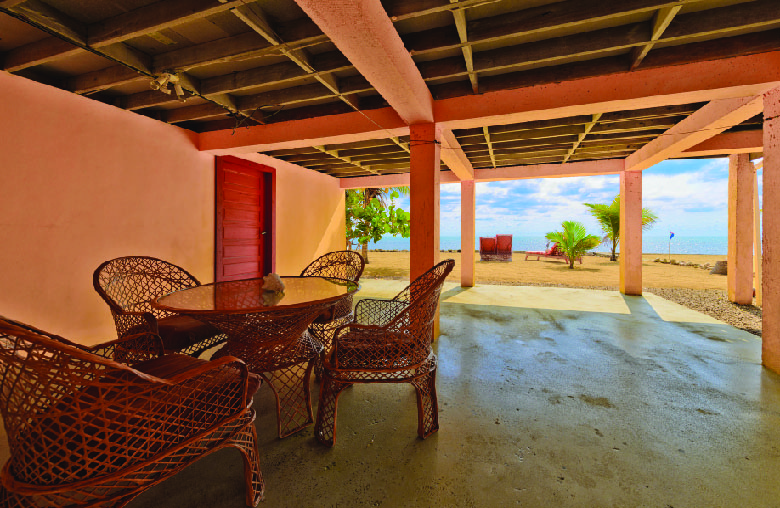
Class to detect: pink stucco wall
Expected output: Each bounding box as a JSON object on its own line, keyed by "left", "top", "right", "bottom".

{"left": 237, "top": 154, "right": 346, "bottom": 275}
{"left": 0, "top": 72, "right": 215, "bottom": 344}
{"left": 0, "top": 73, "right": 346, "bottom": 345}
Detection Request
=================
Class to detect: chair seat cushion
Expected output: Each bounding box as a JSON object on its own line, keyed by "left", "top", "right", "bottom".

{"left": 156, "top": 315, "right": 222, "bottom": 352}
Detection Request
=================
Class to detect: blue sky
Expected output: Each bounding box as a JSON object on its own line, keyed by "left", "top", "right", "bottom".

{"left": 388, "top": 157, "right": 762, "bottom": 239}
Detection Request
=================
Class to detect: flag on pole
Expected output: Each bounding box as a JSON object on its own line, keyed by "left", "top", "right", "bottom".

{"left": 670, "top": 232, "right": 675, "bottom": 239}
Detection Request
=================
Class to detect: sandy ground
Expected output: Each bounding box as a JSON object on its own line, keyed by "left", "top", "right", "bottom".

{"left": 362, "top": 251, "right": 729, "bottom": 290}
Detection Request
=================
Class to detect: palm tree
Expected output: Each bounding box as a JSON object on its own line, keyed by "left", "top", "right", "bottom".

{"left": 583, "top": 195, "right": 658, "bottom": 261}
{"left": 545, "top": 221, "right": 601, "bottom": 269}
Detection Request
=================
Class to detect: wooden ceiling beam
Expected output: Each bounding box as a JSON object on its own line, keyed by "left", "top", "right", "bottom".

{"left": 449, "top": 1, "right": 477, "bottom": 93}
{"left": 433, "top": 50, "right": 780, "bottom": 132}
{"left": 590, "top": 117, "right": 682, "bottom": 134}
{"left": 403, "top": 0, "right": 699, "bottom": 55}
{"left": 419, "top": 23, "right": 650, "bottom": 82}
{"left": 599, "top": 103, "right": 702, "bottom": 122}
{"left": 663, "top": 0, "right": 780, "bottom": 43}
{"left": 152, "top": 32, "right": 272, "bottom": 74}
{"left": 413, "top": 3, "right": 780, "bottom": 85}
{"left": 1, "top": 2, "right": 154, "bottom": 75}
{"left": 87, "top": 0, "right": 245, "bottom": 47}
{"left": 482, "top": 127, "right": 496, "bottom": 168}
{"left": 384, "top": 0, "right": 500, "bottom": 22}
{"left": 69, "top": 65, "right": 146, "bottom": 94}
{"left": 630, "top": 5, "right": 680, "bottom": 70}
{"left": 563, "top": 113, "right": 601, "bottom": 163}
{"left": 9, "top": 0, "right": 84, "bottom": 42}
{"left": 119, "top": 90, "right": 184, "bottom": 110}
{"left": 3, "top": 36, "right": 81, "bottom": 71}
{"left": 164, "top": 103, "right": 231, "bottom": 123}
{"left": 313, "top": 145, "right": 382, "bottom": 175}
{"left": 199, "top": 53, "right": 351, "bottom": 96}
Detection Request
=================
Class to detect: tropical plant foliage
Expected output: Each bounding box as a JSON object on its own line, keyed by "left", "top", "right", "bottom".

{"left": 345, "top": 187, "right": 410, "bottom": 264}
{"left": 545, "top": 221, "right": 601, "bottom": 269}
{"left": 583, "top": 195, "right": 658, "bottom": 261}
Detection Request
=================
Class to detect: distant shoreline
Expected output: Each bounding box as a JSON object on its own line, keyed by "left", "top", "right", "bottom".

{"left": 367, "top": 249, "right": 726, "bottom": 257}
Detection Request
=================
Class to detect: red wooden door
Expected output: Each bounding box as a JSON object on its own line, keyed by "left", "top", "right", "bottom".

{"left": 215, "top": 156, "right": 275, "bottom": 282}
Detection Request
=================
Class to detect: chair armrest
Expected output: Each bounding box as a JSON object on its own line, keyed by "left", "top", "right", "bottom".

{"left": 87, "top": 331, "right": 165, "bottom": 364}
{"left": 150, "top": 356, "right": 253, "bottom": 416}
{"left": 354, "top": 298, "right": 408, "bottom": 326}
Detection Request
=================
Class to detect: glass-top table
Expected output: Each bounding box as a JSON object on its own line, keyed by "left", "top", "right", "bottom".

{"left": 153, "top": 276, "right": 360, "bottom": 438}
{"left": 154, "top": 276, "right": 358, "bottom": 313}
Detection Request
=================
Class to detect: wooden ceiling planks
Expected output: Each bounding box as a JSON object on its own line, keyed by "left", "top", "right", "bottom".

{"left": 0, "top": 0, "right": 774, "bottom": 177}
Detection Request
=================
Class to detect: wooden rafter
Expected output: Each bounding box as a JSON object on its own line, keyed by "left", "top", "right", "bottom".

{"left": 404, "top": 0, "right": 702, "bottom": 55}
{"left": 563, "top": 113, "right": 602, "bottom": 163}
{"left": 0, "top": 0, "right": 248, "bottom": 121}
{"left": 482, "top": 127, "right": 497, "bottom": 168}
{"left": 630, "top": 5, "right": 681, "bottom": 70}
{"left": 448, "top": 0, "right": 477, "bottom": 93}
{"left": 312, "top": 145, "right": 382, "bottom": 176}
{"left": 231, "top": 2, "right": 413, "bottom": 153}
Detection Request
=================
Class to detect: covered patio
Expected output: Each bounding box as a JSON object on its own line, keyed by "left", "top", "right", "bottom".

{"left": 2, "top": 0, "right": 780, "bottom": 505}
{"left": 116, "top": 281, "right": 778, "bottom": 507}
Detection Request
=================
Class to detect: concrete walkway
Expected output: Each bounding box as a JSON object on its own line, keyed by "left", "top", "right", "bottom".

{"left": 122, "top": 281, "right": 780, "bottom": 507}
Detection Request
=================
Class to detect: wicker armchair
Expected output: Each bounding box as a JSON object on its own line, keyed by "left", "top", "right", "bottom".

{"left": 93, "top": 256, "right": 227, "bottom": 357}
{"left": 314, "top": 259, "right": 455, "bottom": 446}
{"left": 300, "top": 250, "right": 365, "bottom": 379}
{"left": 0, "top": 316, "right": 264, "bottom": 508}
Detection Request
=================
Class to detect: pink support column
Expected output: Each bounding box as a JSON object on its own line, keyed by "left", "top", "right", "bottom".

{"left": 763, "top": 86, "right": 780, "bottom": 372}
{"left": 461, "top": 180, "right": 475, "bottom": 287}
{"left": 619, "top": 171, "right": 643, "bottom": 295}
{"left": 410, "top": 123, "right": 441, "bottom": 282}
{"left": 727, "top": 153, "right": 755, "bottom": 304}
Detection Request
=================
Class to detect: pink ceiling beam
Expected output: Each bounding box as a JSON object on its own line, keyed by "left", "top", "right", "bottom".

{"left": 678, "top": 130, "right": 763, "bottom": 158}
{"left": 475, "top": 159, "right": 624, "bottom": 182}
{"left": 339, "top": 159, "right": 623, "bottom": 188}
{"left": 200, "top": 53, "right": 780, "bottom": 154}
{"left": 626, "top": 96, "right": 763, "bottom": 171}
{"left": 199, "top": 107, "right": 407, "bottom": 153}
{"left": 440, "top": 129, "right": 474, "bottom": 180}
{"left": 435, "top": 52, "right": 780, "bottom": 131}
{"left": 339, "top": 171, "right": 461, "bottom": 189}
{"left": 294, "top": 0, "right": 433, "bottom": 125}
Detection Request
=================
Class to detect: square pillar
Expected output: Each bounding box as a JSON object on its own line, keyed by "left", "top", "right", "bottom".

{"left": 460, "top": 180, "right": 475, "bottom": 287}
{"left": 409, "top": 123, "right": 441, "bottom": 281}
{"left": 763, "top": 86, "right": 780, "bottom": 372}
{"left": 727, "top": 153, "right": 754, "bottom": 305}
{"left": 619, "top": 170, "right": 642, "bottom": 295}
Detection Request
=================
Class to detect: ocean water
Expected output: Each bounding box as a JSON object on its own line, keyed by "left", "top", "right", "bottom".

{"left": 367, "top": 235, "right": 729, "bottom": 255}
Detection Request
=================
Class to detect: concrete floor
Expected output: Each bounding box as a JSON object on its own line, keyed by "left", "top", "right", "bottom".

{"left": 29, "top": 282, "right": 780, "bottom": 507}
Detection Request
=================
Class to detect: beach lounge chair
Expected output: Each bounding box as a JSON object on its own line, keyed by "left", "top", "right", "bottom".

{"left": 524, "top": 243, "right": 582, "bottom": 264}
{"left": 479, "top": 235, "right": 512, "bottom": 261}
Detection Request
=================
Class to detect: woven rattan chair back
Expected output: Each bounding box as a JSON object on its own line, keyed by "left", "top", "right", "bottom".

{"left": 0, "top": 316, "right": 264, "bottom": 507}
{"left": 93, "top": 256, "right": 229, "bottom": 357}
{"left": 300, "top": 250, "right": 365, "bottom": 281}
{"left": 300, "top": 251, "right": 365, "bottom": 381}
{"left": 94, "top": 255, "right": 201, "bottom": 329}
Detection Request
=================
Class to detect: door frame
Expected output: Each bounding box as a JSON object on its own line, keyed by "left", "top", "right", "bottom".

{"left": 215, "top": 155, "right": 275, "bottom": 281}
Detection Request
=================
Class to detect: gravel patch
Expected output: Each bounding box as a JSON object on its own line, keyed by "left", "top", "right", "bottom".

{"left": 645, "top": 287, "right": 762, "bottom": 337}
